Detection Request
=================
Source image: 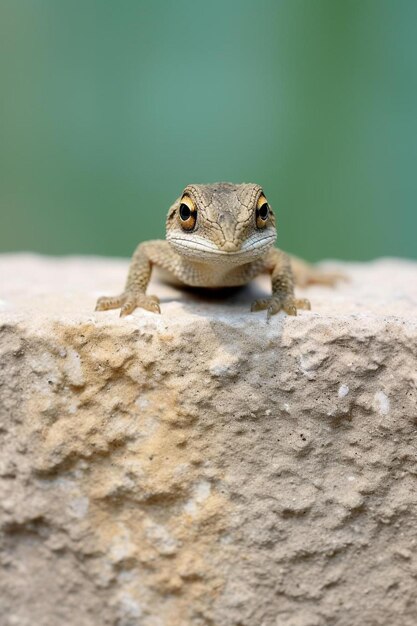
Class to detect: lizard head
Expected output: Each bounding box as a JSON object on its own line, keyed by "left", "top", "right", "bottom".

{"left": 166, "top": 183, "right": 277, "bottom": 264}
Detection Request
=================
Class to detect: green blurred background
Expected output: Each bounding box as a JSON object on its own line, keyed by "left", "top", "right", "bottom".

{"left": 0, "top": 0, "right": 416, "bottom": 261}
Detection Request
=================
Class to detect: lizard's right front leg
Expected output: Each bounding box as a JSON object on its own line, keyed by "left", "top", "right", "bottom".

{"left": 95, "top": 242, "right": 161, "bottom": 316}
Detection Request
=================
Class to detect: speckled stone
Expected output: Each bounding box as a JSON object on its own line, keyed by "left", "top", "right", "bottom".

{"left": 0, "top": 254, "right": 417, "bottom": 626}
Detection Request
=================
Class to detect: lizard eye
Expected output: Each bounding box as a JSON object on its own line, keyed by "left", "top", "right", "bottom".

{"left": 179, "top": 196, "right": 197, "bottom": 230}
{"left": 256, "top": 194, "right": 269, "bottom": 228}
{"left": 179, "top": 204, "right": 191, "bottom": 220}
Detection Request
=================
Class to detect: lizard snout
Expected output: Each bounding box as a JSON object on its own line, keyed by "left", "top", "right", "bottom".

{"left": 221, "top": 241, "right": 240, "bottom": 253}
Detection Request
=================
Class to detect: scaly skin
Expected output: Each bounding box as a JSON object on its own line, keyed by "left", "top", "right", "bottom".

{"left": 96, "top": 182, "right": 343, "bottom": 317}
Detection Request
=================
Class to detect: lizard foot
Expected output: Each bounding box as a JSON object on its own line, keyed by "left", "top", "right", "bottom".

{"left": 251, "top": 296, "right": 311, "bottom": 318}
{"left": 95, "top": 293, "right": 161, "bottom": 316}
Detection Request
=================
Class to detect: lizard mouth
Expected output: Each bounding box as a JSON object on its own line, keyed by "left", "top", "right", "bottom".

{"left": 167, "top": 232, "right": 276, "bottom": 261}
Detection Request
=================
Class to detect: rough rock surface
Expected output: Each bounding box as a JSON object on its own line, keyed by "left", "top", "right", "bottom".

{"left": 0, "top": 254, "right": 417, "bottom": 626}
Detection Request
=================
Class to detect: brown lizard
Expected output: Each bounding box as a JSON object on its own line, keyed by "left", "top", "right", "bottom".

{"left": 95, "top": 182, "right": 342, "bottom": 318}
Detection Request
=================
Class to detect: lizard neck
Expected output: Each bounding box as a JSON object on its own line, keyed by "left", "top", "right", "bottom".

{"left": 173, "top": 256, "right": 265, "bottom": 288}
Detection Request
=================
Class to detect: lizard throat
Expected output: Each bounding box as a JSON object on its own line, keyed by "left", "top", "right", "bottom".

{"left": 167, "top": 232, "right": 277, "bottom": 264}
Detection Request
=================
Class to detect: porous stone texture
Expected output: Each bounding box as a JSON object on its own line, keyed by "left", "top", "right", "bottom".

{"left": 0, "top": 254, "right": 417, "bottom": 626}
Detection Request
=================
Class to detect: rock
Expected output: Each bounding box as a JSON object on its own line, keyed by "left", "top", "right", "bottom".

{"left": 0, "top": 253, "right": 417, "bottom": 626}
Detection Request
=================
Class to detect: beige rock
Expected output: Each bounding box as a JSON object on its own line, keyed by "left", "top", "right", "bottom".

{"left": 0, "top": 253, "right": 417, "bottom": 626}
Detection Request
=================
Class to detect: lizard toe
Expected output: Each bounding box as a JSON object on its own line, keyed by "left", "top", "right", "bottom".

{"left": 95, "top": 295, "right": 124, "bottom": 311}
{"left": 141, "top": 296, "right": 161, "bottom": 314}
{"left": 251, "top": 298, "right": 270, "bottom": 312}
{"left": 282, "top": 301, "right": 297, "bottom": 316}
{"left": 294, "top": 298, "right": 311, "bottom": 310}
{"left": 119, "top": 299, "right": 136, "bottom": 317}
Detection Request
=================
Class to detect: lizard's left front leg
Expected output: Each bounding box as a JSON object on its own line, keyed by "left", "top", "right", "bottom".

{"left": 96, "top": 241, "right": 162, "bottom": 317}
{"left": 251, "top": 248, "right": 311, "bottom": 317}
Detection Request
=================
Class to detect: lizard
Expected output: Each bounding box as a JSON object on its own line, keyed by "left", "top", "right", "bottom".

{"left": 95, "top": 182, "right": 342, "bottom": 318}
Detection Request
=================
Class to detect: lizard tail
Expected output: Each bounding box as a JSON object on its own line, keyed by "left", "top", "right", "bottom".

{"left": 290, "top": 255, "right": 347, "bottom": 288}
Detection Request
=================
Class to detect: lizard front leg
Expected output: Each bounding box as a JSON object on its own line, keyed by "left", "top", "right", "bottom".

{"left": 251, "top": 248, "right": 311, "bottom": 318}
{"left": 96, "top": 242, "right": 161, "bottom": 316}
